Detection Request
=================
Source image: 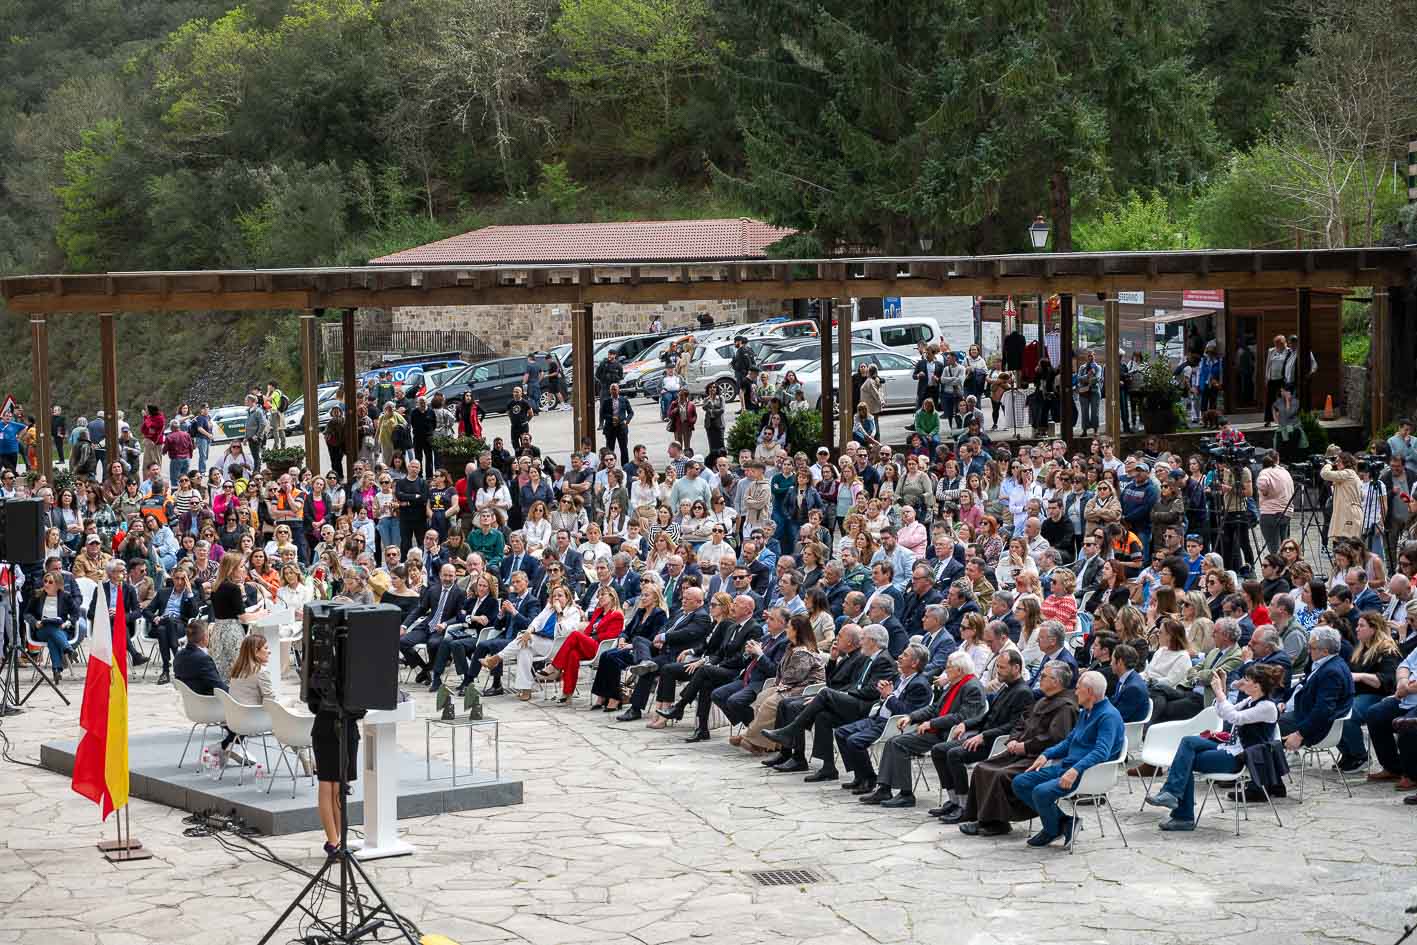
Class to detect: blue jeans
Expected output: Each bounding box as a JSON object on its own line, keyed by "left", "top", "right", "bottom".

{"left": 169, "top": 458, "right": 190, "bottom": 484}
{"left": 196, "top": 437, "right": 209, "bottom": 473}
{"left": 1158, "top": 735, "right": 1243, "bottom": 821}
{"left": 659, "top": 390, "right": 674, "bottom": 420}
{"left": 1339, "top": 692, "right": 1384, "bottom": 762}
{"left": 376, "top": 517, "right": 401, "bottom": 556}
{"left": 1011, "top": 763, "right": 1074, "bottom": 835}
{"left": 32, "top": 618, "right": 72, "bottom": 672}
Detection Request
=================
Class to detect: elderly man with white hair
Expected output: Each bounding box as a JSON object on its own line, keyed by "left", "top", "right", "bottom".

{"left": 1010, "top": 669, "right": 1126, "bottom": 847}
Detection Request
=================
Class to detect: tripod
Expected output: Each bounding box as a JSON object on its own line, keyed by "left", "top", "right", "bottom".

{"left": 1291, "top": 477, "right": 1330, "bottom": 566}
{"left": 0, "top": 563, "right": 70, "bottom": 708}
{"left": 256, "top": 710, "right": 417, "bottom": 945}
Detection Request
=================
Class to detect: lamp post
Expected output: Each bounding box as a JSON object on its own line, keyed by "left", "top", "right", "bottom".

{"left": 1027, "top": 215, "right": 1054, "bottom": 440}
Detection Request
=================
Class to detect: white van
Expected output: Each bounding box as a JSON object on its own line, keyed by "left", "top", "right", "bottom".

{"left": 849, "top": 316, "right": 939, "bottom": 354}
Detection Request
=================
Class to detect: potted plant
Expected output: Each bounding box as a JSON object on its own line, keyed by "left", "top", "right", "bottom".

{"left": 1130, "top": 354, "right": 1187, "bottom": 435}
{"left": 263, "top": 446, "right": 306, "bottom": 475}
{"left": 432, "top": 434, "right": 486, "bottom": 479}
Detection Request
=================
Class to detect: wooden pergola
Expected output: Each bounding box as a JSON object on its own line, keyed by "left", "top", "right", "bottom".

{"left": 3, "top": 246, "right": 1413, "bottom": 480}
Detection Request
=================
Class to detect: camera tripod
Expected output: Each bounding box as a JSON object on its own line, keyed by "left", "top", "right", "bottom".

{"left": 1290, "top": 477, "right": 1330, "bottom": 566}
{"left": 256, "top": 709, "right": 417, "bottom": 945}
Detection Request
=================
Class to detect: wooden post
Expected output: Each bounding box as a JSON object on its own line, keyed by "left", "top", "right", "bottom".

{"left": 29, "top": 316, "right": 53, "bottom": 480}
{"left": 99, "top": 313, "right": 119, "bottom": 464}
{"left": 836, "top": 299, "right": 854, "bottom": 454}
{"left": 819, "top": 299, "right": 834, "bottom": 453}
{"left": 342, "top": 308, "right": 358, "bottom": 466}
{"left": 1059, "top": 294, "right": 1075, "bottom": 448}
{"left": 1372, "top": 290, "right": 1390, "bottom": 432}
{"left": 1295, "top": 288, "right": 1312, "bottom": 416}
{"left": 571, "top": 303, "right": 595, "bottom": 449}
{"left": 301, "top": 312, "right": 321, "bottom": 475}
{"left": 1104, "top": 297, "right": 1121, "bottom": 442}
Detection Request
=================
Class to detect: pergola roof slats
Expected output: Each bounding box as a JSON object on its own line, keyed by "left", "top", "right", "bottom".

{"left": 0, "top": 247, "right": 1409, "bottom": 314}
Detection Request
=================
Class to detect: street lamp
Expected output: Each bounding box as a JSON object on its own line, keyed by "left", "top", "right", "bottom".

{"left": 1027, "top": 214, "right": 1051, "bottom": 250}
{"left": 919, "top": 237, "right": 933, "bottom": 253}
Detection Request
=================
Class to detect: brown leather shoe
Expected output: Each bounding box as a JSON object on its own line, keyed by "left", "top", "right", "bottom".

{"left": 728, "top": 735, "right": 743, "bottom": 747}
{"left": 1368, "top": 770, "right": 1401, "bottom": 782}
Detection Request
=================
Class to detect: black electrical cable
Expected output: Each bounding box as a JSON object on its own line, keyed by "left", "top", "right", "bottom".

{"left": 0, "top": 721, "right": 45, "bottom": 769}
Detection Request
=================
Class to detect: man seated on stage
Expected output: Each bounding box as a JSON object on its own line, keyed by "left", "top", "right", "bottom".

{"left": 655, "top": 594, "right": 761, "bottom": 742}
{"left": 762, "top": 624, "right": 866, "bottom": 771}
{"left": 957, "top": 660, "right": 1080, "bottom": 837}
{"left": 399, "top": 562, "right": 466, "bottom": 688}
{"left": 833, "top": 643, "right": 934, "bottom": 795}
{"left": 760, "top": 624, "right": 899, "bottom": 781}
{"left": 861, "top": 649, "right": 988, "bottom": 808}
{"left": 451, "top": 570, "right": 537, "bottom": 697}
{"left": 615, "top": 586, "right": 713, "bottom": 722}
{"left": 1011, "top": 669, "right": 1125, "bottom": 847}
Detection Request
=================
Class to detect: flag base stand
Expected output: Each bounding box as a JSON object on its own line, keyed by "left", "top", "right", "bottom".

{"left": 98, "top": 808, "right": 152, "bottom": 863}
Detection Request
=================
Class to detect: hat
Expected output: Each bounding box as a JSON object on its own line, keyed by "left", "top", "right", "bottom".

{"left": 817, "top": 447, "right": 830, "bottom": 455}
{"left": 1135, "top": 462, "right": 1151, "bottom": 472}
{"left": 85, "top": 535, "right": 100, "bottom": 545}
{"left": 1185, "top": 533, "right": 1202, "bottom": 543}
{"left": 1168, "top": 469, "right": 1186, "bottom": 480}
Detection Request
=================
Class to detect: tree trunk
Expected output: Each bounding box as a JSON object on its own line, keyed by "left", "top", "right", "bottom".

{"left": 1049, "top": 168, "right": 1072, "bottom": 252}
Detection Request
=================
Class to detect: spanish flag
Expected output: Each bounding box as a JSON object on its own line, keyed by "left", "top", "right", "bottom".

{"left": 71, "top": 583, "right": 130, "bottom": 819}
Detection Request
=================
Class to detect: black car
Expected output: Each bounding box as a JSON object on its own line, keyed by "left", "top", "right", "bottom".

{"left": 429, "top": 356, "right": 569, "bottom": 414}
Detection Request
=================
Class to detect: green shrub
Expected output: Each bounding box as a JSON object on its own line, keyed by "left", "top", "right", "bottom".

{"left": 1298, "top": 412, "right": 1329, "bottom": 455}
{"left": 432, "top": 434, "right": 486, "bottom": 478}
{"left": 263, "top": 446, "right": 306, "bottom": 473}
{"left": 727, "top": 409, "right": 823, "bottom": 456}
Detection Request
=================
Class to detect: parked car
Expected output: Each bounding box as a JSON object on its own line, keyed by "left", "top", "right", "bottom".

{"left": 757, "top": 338, "right": 890, "bottom": 376}
{"left": 209, "top": 404, "right": 253, "bottom": 443}
{"left": 358, "top": 356, "right": 468, "bottom": 393}
{"left": 283, "top": 383, "right": 342, "bottom": 433}
{"left": 428, "top": 356, "right": 570, "bottom": 414}
{"left": 796, "top": 349, "right": 919, "bottom": 413}
{"left": 848, "top": 316, "right": 941, "bottom": 354}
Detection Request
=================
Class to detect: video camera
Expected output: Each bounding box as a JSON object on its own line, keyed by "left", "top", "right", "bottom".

{"left": 1355, "top": 453, "right": 1388, "bottom": 477}
{"left": 1198, "top": 437, "right": 1256, "bottom": 466}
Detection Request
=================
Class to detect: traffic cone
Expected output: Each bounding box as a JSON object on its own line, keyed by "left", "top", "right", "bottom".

{"left": 1322, "top": 394, "right": 1335, "bottom": 420}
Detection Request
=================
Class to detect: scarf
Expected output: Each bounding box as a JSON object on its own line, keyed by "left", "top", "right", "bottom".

{"left": 936, "top": 673, "right": 977, "bottom": 718}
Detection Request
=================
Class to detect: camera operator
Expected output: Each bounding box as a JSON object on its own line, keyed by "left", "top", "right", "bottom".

{"left": 1381, "top": 454, "right": 1415, "bottom": 570}
{"left": 1215, "top": 457, "right": 1254, "bottom": 576}
{"left": 1320, "top": 451, "right": 1363, "bottom": 549}
{"left": 1256, "top": 450, "right": 1295, "bottom": 556}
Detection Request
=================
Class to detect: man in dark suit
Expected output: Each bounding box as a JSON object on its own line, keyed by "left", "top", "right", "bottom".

{"left": 455, "top": 570, "right": 536, "bottom": 696}
{"left": 552, "top": 530, "right": 585, "bottom": 587}
{"left": 855, "top": 647, "right": 978, "bottom": 803}
{"left": 866, "top": 594, "right": 909, "bottom": 658}
{"left": 174, "top": 620, "right": 227, "bottom": 696}
{"left": 762, "top": 623, "right": 898, "bottom": 780}
{"left": 1069, "top": 536, "right": 1105, "bottom": 596}
{"left": 1108, "top": 643, "right": 1151, "bottom": 722}
{"left": 143, "top": 567, "right": 200, "bottom": 684}
{"left": 899, "top": 566, "right": 943, "bottom": 641}
{"left": 819, "top": 562, "right": 851, "bottom": 616}
{"left": 943, "top": 581, "right": 983, "bottom": 640}
{"left": 712, "top": 606, "right": 791, "bottom": 728}
{"left": 90, "top": 559, "right": 146, "bottom": 666}
{"left": 401, "top": 562, "right": 468, "bottom": 688}
{"left": 982, "top": 589, "right": 1019, "bottom": 642}
{"left": 918, "top": 605, "right": 959, "bottom": 677}
{"left": 394, "top": 459, "right": 431, "bottom": 556}
{"left": 832, "top": 643, "right": 933, "bottom": 792}
{"left": 932, "top": 651, "right": 1036, "bottom": 822}
{"left": 1273, "top": 626, "right": 1354, "bottom": 800}
{"left": 609, "top": 553, "right": 641, "bottom": 605}
{"left": 1026, "top": 623, "right": 1079, "bottom": 692}
{"left": 657, "top": 594, "right": 762, "bottom": 741}
{"left": 616, "top": 587, "right": 712, "bottom": 720}
{"left": 580, "top": 558, "right": 617, "bottom": 613}
{"left": 763, "top": 624, "right": 867, "bottom": 770}
{"left": 498, "top": 533, "right": 543, "bottom": 589}
{"left": 661, "top": 555, "right": 687, "bottom": 617}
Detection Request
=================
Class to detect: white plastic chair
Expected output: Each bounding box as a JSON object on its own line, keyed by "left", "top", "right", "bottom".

{"left": 1121, "top": 701, "right": 1154, "bottom": 794}
{"left": 74, "top": 577, "right": 98, "bottom": 649}
{"left": 136, "top": 617, "right": 161, "bottom": 680}
{"left": 1134, "top": 704, "right": 1219, "bottom": 809}
{"left": 266, "top": 702, "right": 316, "bottom": 798}
{"left": 802, "top": 683, "right": 826, "bottom": 697}
{"left": 1293, "top": 711, "right": 1354, "bottom": 801}
{"left": 214, "top": 689, "right": 274, "bottom": 785}
{"left": 537, "top": 636, "right": 569, "bottom": 701}
{"left": 869, "top": 714, "right": 911, "bottom": 770}
{"left": 174, "top": 679, "right": 227, "bottom": 769}
{"left": 1058, "top": 736, "right": 1129, "bottom": 854}
{"left": 574, "top": 638, "right": 618, "bottom": 705}
{"left": 1196, "top": 759, "right": 1284, "bottom": 835}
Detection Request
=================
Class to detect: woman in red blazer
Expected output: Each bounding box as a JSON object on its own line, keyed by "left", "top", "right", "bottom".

{"left": 542, "top": 586, "right": 625, "bottom": 702}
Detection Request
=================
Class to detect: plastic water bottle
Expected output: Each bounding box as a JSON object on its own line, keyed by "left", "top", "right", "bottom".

{"left": 205, "top": 749, "right": 221, "bottom": 780}
{"left": 199, "top": 748, "right": 213, "bottom": 778}
{"left": 253, "top": 763, "right": 267, "bottom": 783}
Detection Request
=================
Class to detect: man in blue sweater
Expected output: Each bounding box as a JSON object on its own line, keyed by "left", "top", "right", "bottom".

{"left": 1011, "top": 670, "right": 1125, "bottom": 847}
{"left": 1119, "top": 462, "right": 1159, "bottom": 557}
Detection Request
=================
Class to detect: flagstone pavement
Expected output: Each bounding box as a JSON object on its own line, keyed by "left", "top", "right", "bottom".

{"left": 2, "top": 677, "right": 1416, "bottom": 945}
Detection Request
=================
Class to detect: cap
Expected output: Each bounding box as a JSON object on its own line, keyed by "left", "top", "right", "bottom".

{"left": 1135, "top": 462, "right": 1151, "bottom": 472}
{"left": 1185, "top": 533, "right": 1202, "bottom": 543}
{"left": 817, "top": 447, "right": 831, "bottom": 455}
{"left": 85, "top": 535, "right": 100, "bottom": 544}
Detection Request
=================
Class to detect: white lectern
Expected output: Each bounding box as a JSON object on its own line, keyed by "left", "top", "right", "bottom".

{"left": 356, "top": 699, "right": 416, "bottom": 860}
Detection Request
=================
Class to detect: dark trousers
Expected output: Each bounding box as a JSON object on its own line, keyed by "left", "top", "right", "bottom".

{"left": 1366, "top": 697, "right": 1417, "bottom": 778}
{"left": 651, "top": 657, "right": 693, "bottom": 706}
{"left": 1150, "top": 688, "right": 1204, "bottom": 725}
{"left": 399, "top": 626, "right": 444, "bottom": 670}
{"left": 677, "top": 664, "right": 737, "bottom": 731}
{"left": 933, "top": 737, "right": 993, "bottom": 795}
{"left": 706, "top": 424, "right": 725, "bottom": 457}
{"left": 457, "top": 638, "right": 510, "bottom": 686}
{"left": 876, "top": 729, "right": 947, "bottom": 791}
{"left": 432, "top": 630, "right": 479, "bottom": 680}
{"left": 413, "top": 437, "right": 435, "bottom": 473}
{"left": 603, "top": 423, "right": 630, "bottom": 466}
{"left": 835, "top": 715, "right": 888, "bottom": 779}
{"left": 246, "top": 437, "right": 263, "bottom": 472}
{"left": 399, "top": 515, "right": 425, "bottom": 555}
{"left": 1264, "top": 378, "right": 1284, "bottom": 423}
{"left": 328, "top": 445, "right": 345, "bottom": 481}
{"left": 590, "top": 643, "right": 650, "bottom": 702}
{"left": 774, "top": 695, "right": 811, "bottom": 760}
{"left": 712, "top": 678, "right": 757, "bottom": 726}
{"left": 625, "top": 653, "right": 677, "bottom": 711}
{"left": 787, "top": 688, "right": 870, "bottom": 771}
{"left": 153, "top": 616, "right": 186, "bottom": 671}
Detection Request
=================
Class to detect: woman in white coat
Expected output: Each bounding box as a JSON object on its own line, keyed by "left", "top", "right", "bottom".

{"left": 481, "top": 585, "right": 584, "bottom": 700}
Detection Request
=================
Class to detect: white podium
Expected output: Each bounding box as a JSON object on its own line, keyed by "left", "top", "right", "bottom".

{"left": 356, "top": 699, "right": 416, "bottom": 860}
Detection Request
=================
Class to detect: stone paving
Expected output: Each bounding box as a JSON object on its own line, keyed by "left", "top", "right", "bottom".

{"left": 2, "top": 673, "right": 1416, "bottom": 945}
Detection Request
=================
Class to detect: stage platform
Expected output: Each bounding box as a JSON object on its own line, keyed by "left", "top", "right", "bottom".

{"left": 40, "top": 729, "right": 522, "bottom": 837}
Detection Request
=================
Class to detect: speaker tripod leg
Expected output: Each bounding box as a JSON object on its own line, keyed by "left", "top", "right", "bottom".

{"left": 20, "top": 660, "right": 70, "bottom": 707}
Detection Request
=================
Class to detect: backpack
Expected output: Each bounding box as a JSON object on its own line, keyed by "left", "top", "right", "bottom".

{"left": 392, "top": 421, "right": 413, "bottom": 450}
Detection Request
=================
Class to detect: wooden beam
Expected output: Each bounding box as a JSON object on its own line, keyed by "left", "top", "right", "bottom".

{"left": 99, "top": 313, "right": 119, "bottom": 468}
{"left": 30, "top": 315, "right": 53, "bottom": 481}
{"left": 300, "top": 312, "right": 321, "bottom": 476}
{"left": 837, "top": 299, "right": 854, "bottom": 454}
{"left": 1104, "top": 298, "right": 1121, "bottom": 442}
{"left": 342, "top": 308, "right": 358, "bottom": 469}
{"left": 1296, "top": 289, "right": 1313, "bottom": 415}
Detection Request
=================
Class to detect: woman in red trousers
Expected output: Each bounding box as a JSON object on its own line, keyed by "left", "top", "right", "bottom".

{"left": 541, "top": 586, "right": 624, "bottom": 703}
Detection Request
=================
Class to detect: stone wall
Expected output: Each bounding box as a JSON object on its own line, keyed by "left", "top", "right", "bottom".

{"left": 389, "top": 298, "right": 786, "bottom": 354}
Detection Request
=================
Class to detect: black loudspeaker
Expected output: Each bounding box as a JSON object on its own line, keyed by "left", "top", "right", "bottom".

{"left": 339, "top": 604, "right": 400, "bottom": 712}
{"left": 0, "top": 498, "right": 46, "bottom": 564}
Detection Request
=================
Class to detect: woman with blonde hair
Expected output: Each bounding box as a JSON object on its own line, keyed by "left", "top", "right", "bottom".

{"left": 480, "top": 584, "right": 585, "bottom": 701}
{"left": 542, "top": 585, "right": 625, "bottom": 703}
{"left": 1180, "top": 589, "right": 1213, "bottom": 652}
{"left": 589, "top": 581, "right": 668, "bottom": 712}
{"left": 1340, "top": 611, "right": 1400, "bottom": 770}
{"left": 1114, "top": 605, "right": 1151, "bottom": 665}
{"left": 523, "top": 499, "right": 554, "bottom": 551}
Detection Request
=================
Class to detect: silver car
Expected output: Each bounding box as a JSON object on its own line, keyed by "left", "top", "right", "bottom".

{"left": 795, "top": 349, "right": 918, "bottom": 412}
